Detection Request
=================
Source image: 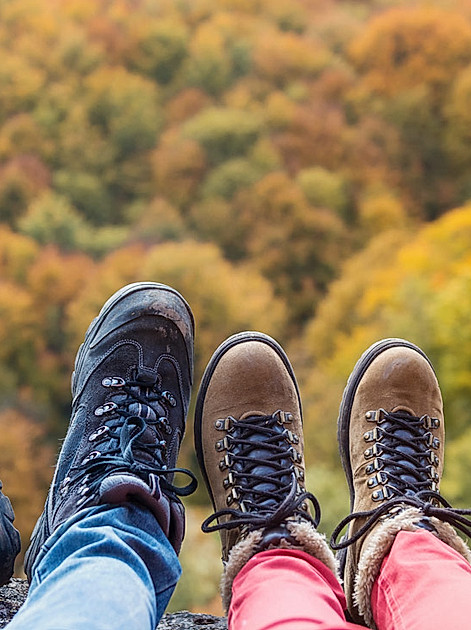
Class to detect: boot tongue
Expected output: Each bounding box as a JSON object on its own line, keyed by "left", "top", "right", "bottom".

{"left": 384, "top": 408, "right": 426, "bottom": 492}
{"left": 234, "top": 411, "right": 291, "bottom": 510}
{"left": 109, "top": 374, "right": 168, "bottom": 464}
{"left": 136, "top": 367, "right": 159, "bottom": 385}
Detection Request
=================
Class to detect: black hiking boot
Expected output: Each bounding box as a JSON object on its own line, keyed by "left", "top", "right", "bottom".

{"left": 25, "top": 282, "right": 197, "bottom": 579}
{"left": 0, "top": 484, "right": 20, "bottom": 585}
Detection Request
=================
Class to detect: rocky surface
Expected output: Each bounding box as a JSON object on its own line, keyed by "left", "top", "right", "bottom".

{"left": 0, "top": 580, "right": 28, "bottom": 627}
{"left": 157, "top": 612, "right": 227, "bottom": 629}
{"left": 0, "top": 579, "right": 227, "bottom": 629}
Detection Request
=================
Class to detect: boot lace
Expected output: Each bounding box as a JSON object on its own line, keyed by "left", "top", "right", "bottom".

{"left": 61, "top": 373, "right": 197, "bottom": 506}
{"left": 331, "top": 409, "right": 471, "bottom": 549}
{"left": 201, "top": 410, "right": 320, "bottom": 534}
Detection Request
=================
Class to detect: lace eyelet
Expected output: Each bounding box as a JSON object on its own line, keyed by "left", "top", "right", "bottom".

{"left": 161, "top": 391, "right": 177, "bottom": 407}
{"left": 88, "top": 426, "right": 110, "bottom": 441}
{"left": 94, "top": 402, "right": 118, "bottom": 416}
{"left": 102, "top": 377, "right": 126, "bottom": 388}
{"left": 81, "top": 450, "right": 101, "bottom": 465}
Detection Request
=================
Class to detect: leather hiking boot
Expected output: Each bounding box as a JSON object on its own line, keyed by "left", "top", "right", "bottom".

{"left": 0, "top": 483, "right": 20, "bottom": 585}
{"left": 331, "top": 338, "right": 471, "bottom": 628}
{"left": 195, "top": 331, "right": 336, "bottom": 611}
{"left": 25, "top": 282, "right": 197, "bottom": 579}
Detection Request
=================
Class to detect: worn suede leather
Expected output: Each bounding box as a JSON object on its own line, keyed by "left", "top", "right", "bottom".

{"left": 197, "top": 337, "right": 306, "bottom": 561}
{"left": 344, "top": 346, "right": 444, "bottom": 624}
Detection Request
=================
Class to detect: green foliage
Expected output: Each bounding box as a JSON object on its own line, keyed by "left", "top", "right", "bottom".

{"left": 296, "top": 167, "right": 350, "bottom": 217}
{"left": 53, "top": 170, "right": 112, "bottom": 222}
{"left": 19, "top": 192, "right": 89, "bottom": 251}
{"left": 18, "top": 192, "right": 128, "bottom": 255}
{"left": 201, "top": 157, "right": 265, "bottom": 199}
{"left": 128, "top": 20, "right": 189, "bottom": 84}
{"left": 85, "top": 67, "right": 163, "bottom": 155}
{"left": 183, "top": 107, "right": 262, "bottom": 164}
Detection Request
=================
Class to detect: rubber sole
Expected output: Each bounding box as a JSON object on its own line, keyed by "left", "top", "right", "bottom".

{"left": 194, "top": 331, "right": 301, "bottom": 510}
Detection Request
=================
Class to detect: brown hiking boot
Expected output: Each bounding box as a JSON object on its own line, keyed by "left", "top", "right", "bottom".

{"left": 195, "top": 331, "right": 336, "bottom": 610}
{"left": 331, "top": 338, "right": 471, "bottom": 627}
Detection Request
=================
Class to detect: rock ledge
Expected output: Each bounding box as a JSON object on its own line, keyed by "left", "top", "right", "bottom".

{"left": 0, "top": 579, "right": 227, "bottom": 629}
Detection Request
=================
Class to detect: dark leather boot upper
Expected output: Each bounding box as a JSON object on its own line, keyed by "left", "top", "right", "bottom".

{"left": 25, "top": 282, "right": 196, "bottom": 578}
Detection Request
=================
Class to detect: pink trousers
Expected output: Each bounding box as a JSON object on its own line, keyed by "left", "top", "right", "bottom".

{"left": 229, "top": 530, "right": 471, "bottom": 630}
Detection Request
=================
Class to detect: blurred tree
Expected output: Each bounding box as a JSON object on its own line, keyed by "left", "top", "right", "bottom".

{"left": 53, "top": 170, "right": 113, "bottom": 224}
{"left": 445, "top": 65, "right": 471, "bottom": 170}
{"left": 127, "top": 18, "right": 189, "bottom": 85}
{"left": 127, "top": 197, "right": 186, "bottom": 244}
{"left": 0, "top": 53, "right": 45, "bottom": 121}
{"left": 165, "top": 88, "right": 213, "bottom": 126}
{"left": 183, "top": 22, "right": 232, "bottom": 96}
{"left": 84, "top": 66, "right": 163, "bottom": 156}
{"left": 152, "top": 129, "right": 207, "bottom": 208}
{"left": 296, "top": 167, "right": 350, "bottom": 219}
{"left": 0, "top": 114, "right": 51, "bottom": 161}
{"left": 238, "top": 172, "right": 347, "bottom": 325}
{"left": 200, "top": 157, "right": 265, "bottom": 200}
{"left": 349, "top": 7, "right": 471, "bottom": 99}
{"left": 19, "top": 191, "right": 90, "bottom": 251}
{"left": 0, "top": 409, "right": 54, "bottom": 572}
{"left": 274, "top": 102, "right": 347, "bottom": 172}
{"left": 253, "top": 29, "right": 330, "bottom": 85}
{"left": 182, "top": 107, "right": 262, "bottom": 165}
{"left": 358, "top": 186, "right": 408, "bottom": 237}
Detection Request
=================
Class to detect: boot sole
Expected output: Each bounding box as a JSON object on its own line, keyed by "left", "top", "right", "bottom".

{"left": 194, "top": 331, "right": 302, "bottom": 511}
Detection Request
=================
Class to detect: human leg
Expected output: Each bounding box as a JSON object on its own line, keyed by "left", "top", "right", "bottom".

{"left": 8, "top": 504, "right": 180, "bottom": 630}
{"left": 12, "top": 282, "right": 197, "bottom": 629}
{"left": 195, "top": 332, "right": 356, "bottom": 630}
{"left": 371, "top": 529, "right": 471, "bottom": 630}
{"left": 331, "top": 338, "right": 471, "bottom": 628}
{"left": 230, "top": 548, "right": 366, "bottom": 630}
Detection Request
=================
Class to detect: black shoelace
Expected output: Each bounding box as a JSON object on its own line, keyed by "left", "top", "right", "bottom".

{"left": 202, "top": 412, "right": 320, "bottom": 534}
{"left": 331, "top": 410, "right": 471, "bottom": 549}
{"left": 67, "top": 375, "right": 197, "bottom": 504}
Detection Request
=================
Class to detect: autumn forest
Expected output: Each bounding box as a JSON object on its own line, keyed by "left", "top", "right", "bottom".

{"left": 2, "top": 0, "right": 471, "bottom": 612}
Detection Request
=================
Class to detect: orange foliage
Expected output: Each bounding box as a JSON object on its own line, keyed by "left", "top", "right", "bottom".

{"left": 350, "top": 7, "right": 471, "bottom": 96}
{"left": 0, "top": 409, "right": 54, "bottom": 570}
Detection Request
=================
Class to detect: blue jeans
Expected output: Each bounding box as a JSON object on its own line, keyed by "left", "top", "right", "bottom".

{"left": 7, "top": 503, "right": 181, "bottom": 630}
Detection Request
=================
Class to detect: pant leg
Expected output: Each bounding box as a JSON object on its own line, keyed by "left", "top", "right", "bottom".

{"left": 229, "top": 548, "right": 365, "bottom": 630}
{"left": 7, "top": 503, "right": 181, "bottom": 630}
{"left": 372, "top": 529, "right": 471, "bottom": 630}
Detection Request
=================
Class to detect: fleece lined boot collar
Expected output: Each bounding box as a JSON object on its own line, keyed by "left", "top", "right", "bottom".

{"left": 331, "top": 338, "right": 471, "bottom": 627}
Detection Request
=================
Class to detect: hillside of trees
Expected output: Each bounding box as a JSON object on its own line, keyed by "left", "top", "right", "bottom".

{"left": 2, "top": 0, "right": 471, "bottom": 612}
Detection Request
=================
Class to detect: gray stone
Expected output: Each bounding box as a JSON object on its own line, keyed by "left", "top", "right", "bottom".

{"left": 0, "top": 579, "right": 227, "bottom": 629}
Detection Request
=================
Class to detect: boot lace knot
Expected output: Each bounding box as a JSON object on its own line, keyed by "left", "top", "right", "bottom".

{"left": 202, "top": 410, "right": 320, "bottom": 534}
{"left": 331, "top": 408, "right": 471, "bottom": 549}
{"left": 62, "top": 371, "right": 197, "bottom": 506}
